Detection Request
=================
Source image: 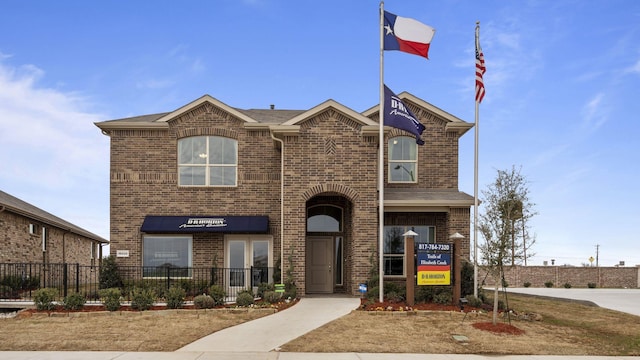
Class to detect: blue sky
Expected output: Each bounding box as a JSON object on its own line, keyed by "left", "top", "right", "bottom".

{"left": 1, "top": 0, "right": 639, "bottom": 267}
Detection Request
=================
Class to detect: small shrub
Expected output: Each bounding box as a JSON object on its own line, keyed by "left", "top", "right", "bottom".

{"left": 433, "top": 291, "right": 452, "bottom": 305}
{"left": 523, "top": 282, "right": 531, "bottom": 288}
{"left": 130, "top": 287, "right": 155, "bottom": 311}
{"left": 63, "top": 292, "right": 86, "bottom": 310}
{"left": 544, "top": 281, "right": 554, "bottom": 288}
{"left": 262, "top": 290, "right": 280, "bottom": 304}
{"left": 165, "top": 286, "right": 186, "bottom": 309}
{"left": 501, "top": 279, "right": 509, "bottom": 288}
{"left": 209, "top": 285, "right": 226, "bottom": 306}
{"left": 33, "top": 288, "right": 58, "bottom": 311}
{"left": 563, "top": 282, "right": 572, "bottom": 289}
{"left": 257, "top": 282, "right": 274, "bottom": 298}
{"left": 464, "top": 295, "right": 483, "bottom": 308}
{"left": 99, "top": 288, "right": 122, "bottom": 311}
{"left": 194, "top": 294, "right": 215, "bottom": 309}
{"left": 99, "top": 255, "right": 123, "bottom": 289}
{"left": 236, "top": 291, "right": 254, "bottom": 307}
{"left": 587, "top": 282, "right": 597, "bottom": 288}
{"left": 386, "top": 291, "right": 404, "bottom": 303}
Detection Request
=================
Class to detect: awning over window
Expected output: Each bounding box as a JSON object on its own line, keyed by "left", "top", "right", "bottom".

{"left": 141, "top": 216, "right": 269, "bottom": 234}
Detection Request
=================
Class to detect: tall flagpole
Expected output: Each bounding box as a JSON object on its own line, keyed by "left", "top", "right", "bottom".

{"left": 378, "top": 1, "right": 385, "bottom": 303}
{"left": 473, "top": 21, "right": 481, "bottom": 298}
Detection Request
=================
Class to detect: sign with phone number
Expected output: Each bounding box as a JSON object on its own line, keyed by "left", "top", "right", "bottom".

{"left": 417, "top": 243, "right": 452, "bottom": 286}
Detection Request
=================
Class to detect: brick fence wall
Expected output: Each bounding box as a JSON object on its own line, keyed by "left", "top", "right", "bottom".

{"left": 479, "top": 265, "right": 640, "bottom": 288}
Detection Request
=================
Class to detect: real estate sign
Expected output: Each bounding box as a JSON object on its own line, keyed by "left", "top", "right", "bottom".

{"left": 417, "top": 243, "right": 451, "bottom": 285}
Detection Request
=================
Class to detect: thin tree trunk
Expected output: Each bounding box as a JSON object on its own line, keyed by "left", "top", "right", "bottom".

{"left": 492, "top": 277, "right": 499, "bottom": 325}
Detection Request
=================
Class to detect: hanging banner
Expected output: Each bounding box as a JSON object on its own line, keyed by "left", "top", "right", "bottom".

{"left": 417, "top": 243, "right": 451, "bottom": 285}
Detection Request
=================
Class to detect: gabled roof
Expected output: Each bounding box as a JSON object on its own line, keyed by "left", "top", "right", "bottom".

{"left": 362, "top": 91, "right": 474, "bottom": 135}
{"left": 155, "top": 94, "right": 258, "bottom": 123}
{"left": 281, "top": 99, "right": 378, "bottom": 127}
{"left": 95, "top": 93, "right": 472, "bottom": 136}
{"left": 0, "top": 190, "right": 108, "bottom": 243}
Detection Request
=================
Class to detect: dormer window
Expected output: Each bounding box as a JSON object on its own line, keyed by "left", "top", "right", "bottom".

{"left": 178, "top": 136, "right": 237, "bottom": 186}
{"left": 388, "top": 136, "right": 417, "bottom": 183}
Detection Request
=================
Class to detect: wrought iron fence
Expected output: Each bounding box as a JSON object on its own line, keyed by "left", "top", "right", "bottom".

{"left": 0, "top": 262, "right": 276, "bottom": 303}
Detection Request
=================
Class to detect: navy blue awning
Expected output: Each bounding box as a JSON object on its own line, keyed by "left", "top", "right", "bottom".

{"left": 141, "top": 216, "right": 269, "bottom": 234}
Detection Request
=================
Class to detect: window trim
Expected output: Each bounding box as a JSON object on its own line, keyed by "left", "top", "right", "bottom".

{"left": 178, "top": 136, "right": 238, "bottom": 187}
{"left": 142, "top": 235, "right": 193, "bottom": 278}
{"left": 388, "top": 136, "right": 418, "bottom": 184}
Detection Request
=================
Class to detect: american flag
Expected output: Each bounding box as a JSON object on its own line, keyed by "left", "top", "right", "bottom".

{"left": 475, "top": 29, "right": 486, "bottom": 103}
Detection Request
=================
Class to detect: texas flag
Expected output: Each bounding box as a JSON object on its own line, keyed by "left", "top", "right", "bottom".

{"left": 383, "top": 11, "right": 435, "bottom": 59}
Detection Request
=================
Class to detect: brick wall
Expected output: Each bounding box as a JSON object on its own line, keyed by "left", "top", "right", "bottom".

{"left": 0, "top": 210, "right": 100, "bottom": 266}
{"left": 480, "top": 265, "right": 640, "bottom": 288}
{"left": 105, "top": 99, "right": 471, "bottom": 296}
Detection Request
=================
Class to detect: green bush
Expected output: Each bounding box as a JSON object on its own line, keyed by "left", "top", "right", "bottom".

{"left": 63, "top": 292, "right": 86, "bottom": 310}
{"left": 262, "top": 290, "right": 280, "bottom": 304}
{"left": 194, "top": 294, "right": 215, "bottom": 309}
{"left": 130, "top": 287, "right": 155, "bottom": 311}
{"left": 165, "top": 286, "right": 186, "bottom": 309}
{"left": 433, "top": 291, "right": 452, "bottom": 305}
{"left": 99, "top": 288, "right": 122, "bottom": 311}
{"left": 587, "top": 282, "right": 597, "bottom": 288}
{"left": 563, "top": 282, "right": 572, "bottom": 289}
{"left": 257, "top": 282, "right": 274, "bottom": 298}
{"left": 236, "top": 291, "right": 254, "bottom": 307}
{"left": 523, "top": 282, "right": 532, "bottom": 288}
{"left": 464, "top": 295, "right": 483, "bottom": 308}
{"left": 1, "top": 275, "right": 40, "bottom": 291}
{"left": 0, "top": 284, "right": 16, "bottom": 298}
{"left": 33, "top": 288, "right": 58, "bottom": 311}
{"left": 209, "top": 285, "right": 226, "bottom": 306}
{"left": 99, "top": 255, "right": 123, "bottom": 289}
{"left": 544, "top": 281, "right": 554, "bottom": 288}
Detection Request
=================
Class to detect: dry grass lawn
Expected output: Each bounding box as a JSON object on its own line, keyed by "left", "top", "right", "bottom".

{"left": 0, "top": 293, "right": 639, "bottom": 355}
{"left": 0, "top": 308, "right": 273, "bottom": 352}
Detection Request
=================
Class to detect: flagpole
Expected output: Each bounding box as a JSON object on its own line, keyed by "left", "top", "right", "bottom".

{"left": 378, "top": 1, "right": 386, "bottom": 303}
{"left": 473, "top": 21, "right": 481, "bottom": 298}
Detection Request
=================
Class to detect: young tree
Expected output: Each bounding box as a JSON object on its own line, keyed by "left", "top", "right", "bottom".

{"left": 479, "top": 165, "right": 536, "bottom": 324}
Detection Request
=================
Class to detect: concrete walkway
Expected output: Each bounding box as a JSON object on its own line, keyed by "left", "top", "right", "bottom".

{"left": 505, "top": 287, "right": 640, "bottom": 316}
{"left": 178, "top": 295, "right": 361, "bottom": 352}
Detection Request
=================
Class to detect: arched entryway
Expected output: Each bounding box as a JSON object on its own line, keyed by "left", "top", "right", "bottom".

{"left": 305, "top": 195, "right": 352, "bottom": 294}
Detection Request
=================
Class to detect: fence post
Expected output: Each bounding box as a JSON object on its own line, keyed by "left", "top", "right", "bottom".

{"left": 75, "top": 263, "right": 80, "bottom": 294}
{"left": 63, "top": 263, "right": 68, "bottom": 298}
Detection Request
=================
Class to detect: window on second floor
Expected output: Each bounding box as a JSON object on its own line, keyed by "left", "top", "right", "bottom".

{"left": 388, "top": 136, "right": 417, "bottom": 183}
{"left": 178, "top": 136, "right": 238, "bottom": 186}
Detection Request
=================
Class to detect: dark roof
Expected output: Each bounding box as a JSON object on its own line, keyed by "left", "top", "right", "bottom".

{"left": 0, "top": 190, "right": 108, "bottom": 243}
{"left": 234, "top": 108, "right": 306, "bottom": 124}
{"left": 385, "top": 188, "right": 474, "bottom": 207}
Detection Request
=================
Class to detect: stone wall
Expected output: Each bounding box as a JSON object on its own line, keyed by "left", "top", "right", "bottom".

{"left": 479, "top": 265, "right": 640, "bottom": 288}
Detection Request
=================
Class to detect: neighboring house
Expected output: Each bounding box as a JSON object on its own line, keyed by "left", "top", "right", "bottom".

{"left": 95, "top": 93, "right": 474, "bottom": 296}
{"left": 0, "top": 190, "right": 108, "bottom": 265}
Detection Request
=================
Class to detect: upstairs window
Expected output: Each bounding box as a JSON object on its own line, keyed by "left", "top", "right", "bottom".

{"left": 388, "top": 136, "right": 417, "bottom": 183}
{"left": 178, "top": 136, "right": 237, "bottom": 186}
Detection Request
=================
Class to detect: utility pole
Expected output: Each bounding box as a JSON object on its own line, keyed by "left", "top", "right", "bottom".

{"left": 595, "top": 244, "right": 600, "bottom": 267}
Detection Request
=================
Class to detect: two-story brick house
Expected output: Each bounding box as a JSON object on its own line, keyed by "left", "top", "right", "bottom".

{"left": 95, "top": 93, "right": 473, "bottom": 296}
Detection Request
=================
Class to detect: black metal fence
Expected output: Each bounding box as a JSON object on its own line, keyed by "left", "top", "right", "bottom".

{"left": 0, "top": 262, "right": 276, "bottom": 303}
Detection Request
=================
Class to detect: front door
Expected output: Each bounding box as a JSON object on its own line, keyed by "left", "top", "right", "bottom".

{"left": 305, "top": 236, "right": 333, "bottom": 293}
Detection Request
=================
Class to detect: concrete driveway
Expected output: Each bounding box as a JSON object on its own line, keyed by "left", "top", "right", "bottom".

{"left": 505, "top": 287, "right": 640, "bottom": 316}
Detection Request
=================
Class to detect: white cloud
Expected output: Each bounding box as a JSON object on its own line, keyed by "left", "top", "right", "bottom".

{"left": 0, "top": 58, "right": 110, "bottom": 240}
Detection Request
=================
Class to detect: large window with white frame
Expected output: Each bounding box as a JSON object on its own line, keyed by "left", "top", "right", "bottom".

{"left": 383, "top": 225, "right": 435, "bottom": 276}
{"left": 178, "top": 136, "right": 237, "bottom": 186}
{"left": 388, "top": 136, "right": 417, "bottom": 183}
{"left": 143, "top": 235, "right": 193, "bottom": 277}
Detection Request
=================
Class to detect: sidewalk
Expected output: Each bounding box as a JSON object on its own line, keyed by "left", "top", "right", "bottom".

{"left": 178, "top": 295, "right": 361, "bottom": 352}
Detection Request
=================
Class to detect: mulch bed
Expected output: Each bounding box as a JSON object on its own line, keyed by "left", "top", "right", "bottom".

{"left": 472, "top": 321, "right": 525, "bottom": 335}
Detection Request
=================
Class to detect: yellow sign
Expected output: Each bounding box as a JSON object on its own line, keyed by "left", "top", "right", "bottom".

{"left": 417, "top": 270, "right": 451, "bottom": 285}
